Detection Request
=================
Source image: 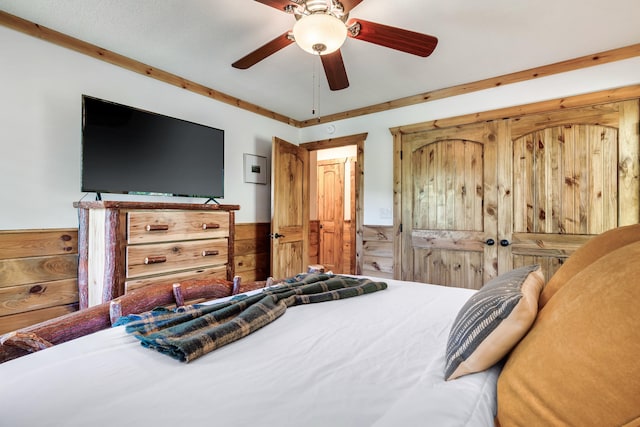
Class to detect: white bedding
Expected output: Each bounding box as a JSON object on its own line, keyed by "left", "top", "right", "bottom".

{"left": 0, "top": 277, "right": 499, "bottom": 427}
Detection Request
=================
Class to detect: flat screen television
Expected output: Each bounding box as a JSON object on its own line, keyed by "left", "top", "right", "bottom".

{"left": 81, "top": 95, "right": 224, "bottom": 199}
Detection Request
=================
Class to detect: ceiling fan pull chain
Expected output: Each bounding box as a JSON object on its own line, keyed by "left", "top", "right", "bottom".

{"left": 312, "top": 58, "right": 316, "bottom": 115}
{"left": 316, "top": 57, "right": 321, "bottom": 118}
{"left": 312, "top": 57, "right": 319, "bottom": 116}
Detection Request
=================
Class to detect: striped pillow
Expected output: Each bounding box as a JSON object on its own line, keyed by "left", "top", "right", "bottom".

{"left": 444, "top": 264, "right": 545, "bottom": 381}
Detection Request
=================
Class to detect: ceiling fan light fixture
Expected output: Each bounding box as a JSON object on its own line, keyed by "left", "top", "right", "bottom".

{"left": 293, "top": 13, "right": 347, "bottom": 55}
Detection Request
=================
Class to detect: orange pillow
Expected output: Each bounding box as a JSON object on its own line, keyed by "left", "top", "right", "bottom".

{"left": 496, "top": 240, "right": 640, "bottom": 426}
{"left": 539, "top": 223, "right": 640, "bottom": 308}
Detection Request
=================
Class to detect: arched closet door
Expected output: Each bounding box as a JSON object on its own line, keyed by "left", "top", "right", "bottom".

{"left": 400, "top": 122, "right": 499, "bottom": 289}
{"left": 399, "top": 100, "right": 639, "bottom": 289}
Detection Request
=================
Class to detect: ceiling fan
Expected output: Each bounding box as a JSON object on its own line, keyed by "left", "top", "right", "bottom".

{"left": 232, "top": 0, "right": 438, "bottom": 91}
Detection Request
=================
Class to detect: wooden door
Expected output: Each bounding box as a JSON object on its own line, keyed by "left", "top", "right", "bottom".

{"left": 317, "top": 159, "right": 345, "bottom": 273}
{"left": 401, "top": 122, "right": 498, "bottom": 289}
{"left": 271, "top": 137, "right": 309, "bottom": 279}
{"left": 500, "top": 102, "right": 638, "bottom": 279}
{"left": 399, "top": 100, "right": 639, "bottom": 288}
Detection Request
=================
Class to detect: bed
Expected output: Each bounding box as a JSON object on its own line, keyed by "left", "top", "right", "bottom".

{"left": 1, "top": 224, "right": 639, "bottom": 427}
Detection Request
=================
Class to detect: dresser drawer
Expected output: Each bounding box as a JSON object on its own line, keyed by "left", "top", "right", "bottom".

{"left": 124, "top": 264, "right": 227, "bottom": 293}
{"left": 126, "top": 239, "right": 228, "bottom": 278}
{"left": 127, "top": 211, "right": 229, "bottom": 244}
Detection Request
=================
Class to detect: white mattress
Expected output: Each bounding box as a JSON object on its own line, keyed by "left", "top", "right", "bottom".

{"left": 0, "top": 277, "right": 499, "bottom": 427}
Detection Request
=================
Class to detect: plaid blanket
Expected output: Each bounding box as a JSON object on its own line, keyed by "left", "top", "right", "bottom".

{"left": 116, "top": 274, "right": 387, "bottom": 362}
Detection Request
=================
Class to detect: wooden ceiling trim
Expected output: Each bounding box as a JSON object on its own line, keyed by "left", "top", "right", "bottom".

{"left": 2, "top": 10, "right": 639, "bottom": 129}
{"left": 300, "top": 133, "right": 368, "bottom": 151}
{"left": 0, "top": 10, "right": 300, "bottom": 127}
{"left": 301, "top": 43, "right": 640, "bottom": 127}
{"left": 389, "top": 84, "right": 640, "bottom": 135}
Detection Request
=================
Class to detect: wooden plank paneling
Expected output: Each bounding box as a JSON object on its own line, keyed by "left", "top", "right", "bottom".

{"left": 0, "top": 229, "right": 80, "bottom": 334}
{"left": 0, "top": 254, "right": 78, "bottom": 288}
{"left": 229, "top": 222, "right": 267, "bottom": 241}
{"left": 235, "top": 239, "right": 270, "bottom": 259}
{"left": 361, "top": 225, "right": 394, "bottom": 279}
{"left": 0, "top": 303, "right": 78, "bottom": 335}
{"left": 362, "top": 225, "right": 394, "bottom": 242}
{"left": 342, "top": 221, "right": 352, "bottom": 274}
{"left": 0, "top": 279, "right": 78, "bottom": 317}
{"left": 362, "top": 256, "right": 393, "bottom": 278}
{"left": 234, "top": 223, "right": 270, "bottom": 281}
{"left": 309, "top": 220, "right": 319, "bottom": 265}
{"left": 362, "top": 240, "right": 393, "bottom": 257}
{"left": 0, "top": 229, "right": 77, "bottom": 259}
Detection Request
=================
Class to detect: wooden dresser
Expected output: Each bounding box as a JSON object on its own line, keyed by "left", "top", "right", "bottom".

{"left": 74, "top": 201, "right": 239, "bottom": 308}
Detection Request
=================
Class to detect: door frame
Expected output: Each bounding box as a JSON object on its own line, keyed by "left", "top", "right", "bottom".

{"left": 301, "top": 133, "right": 367, "bottom": 274}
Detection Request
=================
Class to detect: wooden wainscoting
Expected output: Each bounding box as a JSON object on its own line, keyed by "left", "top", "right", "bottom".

{"left": 234, "top": 223, "right": 271, "bottom": 282}
{"left": 0, "top": 229, "right": 79, "bottom": 334}
{"left": 0, "top": 223, "right": 389, "bottom": 334}
{"left": 343, "top": 220, "right": 352, "bottom": 274}
{"left": 309, "top": 220, "right": 319, "bottom": 265}
{"left": 362, "top": 225, "right": 394, "bottom": 279}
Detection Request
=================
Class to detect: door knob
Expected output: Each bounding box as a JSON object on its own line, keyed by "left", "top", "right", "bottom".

{"left": 500, "top": 239, "right": 510, "bottom": 247}
{"left": 485, "top": 239, "right": 495, "bottom": 246}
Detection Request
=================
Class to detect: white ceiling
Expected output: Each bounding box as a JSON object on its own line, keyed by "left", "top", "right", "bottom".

{"left": 1, "top": 0, "right": 639, "bottom": 122}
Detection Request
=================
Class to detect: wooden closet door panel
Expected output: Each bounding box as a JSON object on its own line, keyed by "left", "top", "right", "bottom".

{"left": 402, "top": 122, "right": 498, "bottom": 289}
{"left": 399, "top": 99, "right": 639, "bottom": 289}
{"left": 508, "top": 103, "right": 624, "bottom": 281}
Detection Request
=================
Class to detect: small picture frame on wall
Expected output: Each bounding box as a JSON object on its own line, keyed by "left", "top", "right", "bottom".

{"left": 243, "top": 153, "right": 267, "bottom": 184}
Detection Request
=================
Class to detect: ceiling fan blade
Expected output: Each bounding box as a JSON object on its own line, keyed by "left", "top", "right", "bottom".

{"left": 320, "top": 50, "right": 349, "bottom": 91}
{"left": 254, "top": 0, "right": 293, "bottom": 12}
{"left": 347, "top": 18, "right": 438, "bottom": 57}
{"left": 232, "top": 31, "right": 294, "bottom": 69}
{"left": 341, "top": 0, "right": 364, "bottom": 13}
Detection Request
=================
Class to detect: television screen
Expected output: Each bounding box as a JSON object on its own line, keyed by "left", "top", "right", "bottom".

{"left": 81, "top": 95, "right": 224, "bottom": 198}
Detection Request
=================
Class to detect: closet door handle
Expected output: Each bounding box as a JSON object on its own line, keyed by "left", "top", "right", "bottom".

{"left": 485, "top": 239, "right": 495, "bottom": 246}
{"left": 500, "top": 239, "right": 511, "bottom": 247}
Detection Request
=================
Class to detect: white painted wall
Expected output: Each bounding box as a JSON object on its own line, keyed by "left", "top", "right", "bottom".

{"left": 0, "top": 26, "right": 298, "bottom": 229}
{"left": 2, "top": 24, "right": 640, "bottom": 231}
{"left": 299, "top": 57, "right": 640, "bottom": 225}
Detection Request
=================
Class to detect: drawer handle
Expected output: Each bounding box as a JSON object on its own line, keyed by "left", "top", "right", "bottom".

{"left": 202, "top": 223, "right": 220, "bottom": 230}
{"left": 202, "top": 250, "right": 220, "bottom": 257}
{"left": 146, "top": 224, "right": 169, "bottom": 232}
{"left": 144, "top": 256, "right": 167, "bottom": 265}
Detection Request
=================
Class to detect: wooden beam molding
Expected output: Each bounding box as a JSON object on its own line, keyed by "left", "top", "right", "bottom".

{"left": 2, "top": 10, "right": 640, "bottom": 128}
{"left": 390, "top": 84, "right": 640, "bottom": 134}
{"left": 0, "top": 10, "right": 298, "bottom": 127}
{"left": 302, "top": 43, "right": 640, "bottom": 127}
